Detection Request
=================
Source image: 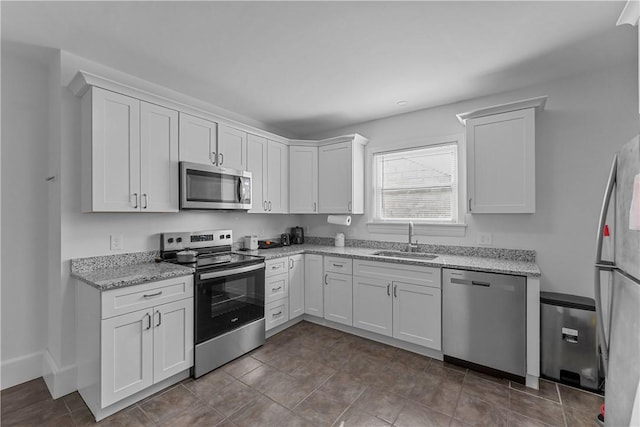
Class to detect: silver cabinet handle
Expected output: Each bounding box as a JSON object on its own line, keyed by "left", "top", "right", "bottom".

{"left": 133, "top": 193, "right": 138, "bottom": 209}
{"left": 348, "top": 201, "right": 352, "bottom": 212}
{"left": 268, "top": 201, "right": 272, "bottom": 211}
{"left": 143, "top": 291, "right": 163, "bottom": 298}
{"left": 332, "top": 263, "right": 342, "bottom": 268}
{"left": 155, "top": 310, "right": 161, "bottom": 327}
{"left": 264, "top": 201, "right": 267, "bottom": 211}
{"left": 468, "top": 198, "right": 472, "bottom": 212}
{"left": 271, "top": 265, "right": 279, "bottom": 270}
{"left": 324, "top": 273, "right": 328, "bottom": 285}
{"left": 273, "top": 311, "right": 282, "bottom": 317}
{"left": 393, "top": 284, "right": 398, "bottom": 298}
{"left": 145, "top": 313, "right": 151, "bottom": 330}
{"left": 219, "top": 152, "right": 224, "bottom": 165}
{"left": 387, "top": 283, "right": 391, "bottom": 296}
{"left": 313, "top": 202, "right": 317, "bottom": 212}
{"left": 273, "top": 286, "right": 282, "bottom": 291}
{"left": 289, "top": 259, "right": 294, "bottom": 269}
{"left": 143, "top": 193, "right": 148, "bottom": 209}
{"left": 211, "top": 152, "right": 216, "bottom": 164}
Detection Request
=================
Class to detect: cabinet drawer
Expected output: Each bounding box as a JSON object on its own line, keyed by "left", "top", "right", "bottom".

{"left": 265, "top": 299, "right": 289, "bottom": 330}
{"left": 324, "top": 257, "right": 353, "bottom": 275}
{"left": 101, "top": 275, "right": 194, "bottom": 319}
{"left": 266, "top": 258, "right": 288, "bottom": 277}
{"left": 354, "top": 260, "right": 440, "bottom": 289}
{"left": 265, "top": 273, "right": 289, "bottom": 304}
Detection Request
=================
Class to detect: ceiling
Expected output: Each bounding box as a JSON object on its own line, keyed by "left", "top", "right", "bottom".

{"left": 1, "top": 1, "right": 635, "bottom": 138}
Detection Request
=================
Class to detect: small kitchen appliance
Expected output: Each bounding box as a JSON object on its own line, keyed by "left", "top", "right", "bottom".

{"left": 243, "top": 235, "right": 258, "bottom": 250}
{"left": 161, "top": 229, "right": 265, "bottom": 378}
{"left": 281, "top": 233, "right": 291, "bottom": 246}
{"left": 334, "top": 232, "right": 345, "bottom": 247}
{"left": 291, "top": 226, "right": 304, "bottom": 244}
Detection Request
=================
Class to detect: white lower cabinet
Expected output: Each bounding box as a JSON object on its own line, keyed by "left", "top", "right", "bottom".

{"left": 288, "top": 254, "right": 305, "bottom": 318}
{"left": 77, "top": 276, "right": 194, "bottom": 420}
{"left": 324, "top": 257, "right": 353, "bottom": 326}
{"left": 353, "top": 260, "right": 441, "bottom": 350}
{"left": 304, "top": 254, "right": 324, "bottom": 317}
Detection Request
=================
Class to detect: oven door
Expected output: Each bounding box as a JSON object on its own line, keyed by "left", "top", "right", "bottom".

{"left": 180, "top": 161, "right": 252, "bottom": 210}
{"left": 195, "top": 263, "right": 265, "bottom": 345}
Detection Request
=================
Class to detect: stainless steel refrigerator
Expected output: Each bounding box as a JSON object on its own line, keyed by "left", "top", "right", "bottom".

{"left": 594, "top": 135, "right": 640, "bottom": 427}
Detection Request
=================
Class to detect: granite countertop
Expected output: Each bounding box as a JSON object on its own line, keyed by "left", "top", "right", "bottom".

{"left": 71, "top": 262, "right": 195, "bottom": 291}
{"left": 242, "top": 244, "right": 541, "bottom": 277}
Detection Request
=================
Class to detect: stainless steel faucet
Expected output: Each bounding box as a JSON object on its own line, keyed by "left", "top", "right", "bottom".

{"left": 407, "top": 221, "right": 418, "bottom": 252}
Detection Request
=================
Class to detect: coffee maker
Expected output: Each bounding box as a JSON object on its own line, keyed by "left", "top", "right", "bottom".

{"left": 291, "top": 226, "right": 304, "bottom": 244}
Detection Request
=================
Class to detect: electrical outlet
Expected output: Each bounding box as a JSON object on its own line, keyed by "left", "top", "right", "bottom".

{"left": 477, "top": 232, "right": 493, "bottom": 246}
{"left": 110, "top": 235, "right": 123, "bottom": 251}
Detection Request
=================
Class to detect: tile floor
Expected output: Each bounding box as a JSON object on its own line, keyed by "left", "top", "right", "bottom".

{"left": 1, "top": 321, "right": 604, "bottom": 426}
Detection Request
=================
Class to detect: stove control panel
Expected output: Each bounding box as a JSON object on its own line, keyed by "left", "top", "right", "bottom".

{"left": 161, "top": 229, "right": 233, "bottom": 251}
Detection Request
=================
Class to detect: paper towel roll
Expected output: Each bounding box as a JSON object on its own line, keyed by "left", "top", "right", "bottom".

{"left": 327, "top": 215, "right": 352, "bottom": 226}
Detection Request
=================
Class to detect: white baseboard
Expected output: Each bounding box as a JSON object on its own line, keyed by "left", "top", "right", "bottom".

{"left": 1, "top": 351, "right": 44, "bottom": 390}
{"left": 42, "top": 350, "right": 76, "bottom": 398}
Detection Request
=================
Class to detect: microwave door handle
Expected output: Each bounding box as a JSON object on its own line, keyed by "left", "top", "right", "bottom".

{"left": 238, "top": 178, "right": 245, "bottom": 202}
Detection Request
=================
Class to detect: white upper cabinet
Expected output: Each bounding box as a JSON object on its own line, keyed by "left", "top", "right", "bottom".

{"left": 289, "top": 146, "right": 318, "bottom": 213}
{"left": 458, "top": 96, "right": 546, "bottom": 214}
{"left": 246, "top": 134, "right": 289, "bottom": 214}
{"left": 318, "top": 135, "right": 366, "bottom": 214}
{"left": 81, "top": 87, "right": 178, "bottom": 212}
{"left": 617, "top": 0, "right": 640, "bottom": 114}
{"left": 178, "top": 113, "right": 217, "bottom": 165}
{"left": 217, "top": 124, "right": 247, "bottom": 170}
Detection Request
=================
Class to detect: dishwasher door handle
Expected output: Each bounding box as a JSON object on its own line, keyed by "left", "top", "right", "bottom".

{"left": 450, "top": 278, "right": 490, "bottom": 287}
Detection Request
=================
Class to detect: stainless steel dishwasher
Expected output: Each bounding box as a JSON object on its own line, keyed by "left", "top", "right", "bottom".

{"left": 442, "top": 268, "right": 526, "bottom": 382}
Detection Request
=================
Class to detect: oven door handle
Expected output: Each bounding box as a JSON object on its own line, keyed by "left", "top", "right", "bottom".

{"left": 199, "top": 262, "right": 265, "bottom": 281}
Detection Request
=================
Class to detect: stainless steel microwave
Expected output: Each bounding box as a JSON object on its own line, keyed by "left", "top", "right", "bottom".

{"left": 180, "top": 161, "right": 252, "bottom": 210}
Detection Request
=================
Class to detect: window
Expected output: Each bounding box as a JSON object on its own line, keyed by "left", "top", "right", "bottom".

{"left": 373, "top": 143, "right": 459, "bottom": 223}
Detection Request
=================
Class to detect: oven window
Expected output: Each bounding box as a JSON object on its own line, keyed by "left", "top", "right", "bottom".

{"left": 196, "top": 268, "right": 265, "bottom": 343}
{"left": 186, "top": 169, "right": 238, "bottom": 203}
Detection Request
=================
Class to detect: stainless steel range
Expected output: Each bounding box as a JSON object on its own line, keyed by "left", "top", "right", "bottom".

{"left": 161, "top": 229, "right": 265, "bottom": 378}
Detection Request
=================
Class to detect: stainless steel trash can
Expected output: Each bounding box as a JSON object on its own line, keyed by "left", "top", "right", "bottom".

{"left": 540, "top": 292, "right": 601, "bottom": 392}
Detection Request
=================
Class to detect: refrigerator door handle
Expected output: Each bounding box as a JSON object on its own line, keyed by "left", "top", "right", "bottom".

{"left": 594, "top": 155, "right": 617, "bottom": 379}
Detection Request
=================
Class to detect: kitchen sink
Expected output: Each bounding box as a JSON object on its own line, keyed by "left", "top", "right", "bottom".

{"left": 372, "top": 250, "right": 438, "bottom": 260}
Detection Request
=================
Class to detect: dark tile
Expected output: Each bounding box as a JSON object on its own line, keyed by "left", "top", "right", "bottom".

{"left": 288, "top": 359, "right": 336, "bottom": 388}
{"left": 202, "top": 380, "right": 261, "bottom": 417}
{"left": 391, "top": 348, "right": 432, "bottom": 372}
{"left": 462, "top": 373, "right": 510, "bottom": 408}
{"left": 333, "top": 406, "right": 392, "bottom": 427}
{"left": 557, "top": 384, "right": 603, "bottom": 412}
{"left": 509, "top": 388, "right": 564, "bottom": 426}
{"left": 563, "top": 404, "right": 598, "bottom": 427}
{"left": 239, "top": 364, "right": 287, "bottom": 391}
{"left": 139, "top": 384, "right": 201, "bottom": 425}
{"left": 367, "top": 365, "right": 417, "bottom": 397}
{"left": 0, "top": 377, "right": 52, "bottom": 415}
{"left": 156, "top": 403, "right": 225, "bottom": 427}
{"left": 510, "top": 379, "right": 560, "bottom": 403}
{"left": 454, "top": 391, "right": 508, "bottom": 427}
{"left": 467, "top": 369, "right": 510, "bottom": 386}
{"left": 0, "top": 395, "right": 69, "bottom": 426}
{"left": 214, "top": 419, "right": 238, "bottom": 427}
{"left": 221, "top": 355, "right": 263, "bottom": 378}
{"left": 249, "top": 341, "right": 289, "bottom": 363}
{"left": 183, "top": 369, "right": 235, "bottom": 397}
{"left": 228, "top": 395, "right": 291, "bottom": 427}
{"left": 343, "top": 353, "right": 388, "bottom": 384}
{"left": 293, "top": 389, "right": 350, "bottom": 426}
{"left": 430, "top": 359, "right": 469, "bottom": 374}
{"left": 352, "top": 387, "right": 405, "bottom": 424}
{"left": 276, "top": 409, "right": 317, "bottom": 427}
{"left": 508, "top": 410, "right": 556, "bottom": 427}
{"left": 426, "top": 361, "right": 467, "bottom": 382}
{"left": 450, "top": 418, "right": 474, "bottom": 427}
{"left": 73, "top": 405, "right": 154, "bottom": 427}
{"left": 62, "top": 391, "right": 88, "bottom": 413}
{"left": 395, "top": 400, "right": 452, "bottom": 427}
{"left": 319, "top": 372, "right": 367, "bottom": 404}
{"left": 409, "top": 370, "right": 463, "bottom": 416}
{"left": 241, "top": 364, "right": 314, "bottom": 408}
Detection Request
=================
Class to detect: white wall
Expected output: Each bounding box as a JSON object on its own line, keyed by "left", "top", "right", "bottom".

{"left": 302, "top": 60, "right": 639, "bottom": 298}
{"left": 1, "top": 44, "right": 52, "bottom": 387}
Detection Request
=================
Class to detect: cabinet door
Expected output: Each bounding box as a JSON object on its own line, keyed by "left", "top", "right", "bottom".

{"left": 153, "top": 299, "right": 194, "bottom": 383}
{"left": 101, "top": 309, "right": 153, "bottom": 407}
{"left": 353, "top": 276, "right": 392, "bottom": 337}
{"left": 267, "top": 140, "right": 289, "bottom": 213}
{"left": 140, "top": 102, "right": 179, "bottom": 212}
{"left": 304, "top": 254, "right": 324, "bottom": 317}
{"left": 246, "top": 134, "right": 267, "bottom": 213}
{"left": 319, "top": 142, "right": 352, "bottom": 213}
{"left": 179, "top": 113, "right": 217, "bottom": 165}
{"left": 289, "top": 255, "right": 305, "bottom": 319}
{"left": 324, "top": 273, "right": 353, "bottom": 326}
{"left": 467, "top": 108, "right": 535, "bottom": 213}
{"left": 217, "top": 124, "right": 246, "bottom": 170}
{"left": 89, "top": 87, "right": 141, "bottom": 212}
{"left": 393, "top": 282, "right": 441, "bottom": 350}
{"left": 289, "top": 146, "right": 318, "bottom": 213}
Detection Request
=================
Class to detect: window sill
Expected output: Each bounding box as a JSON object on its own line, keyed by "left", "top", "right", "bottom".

{"left": 366, "top": 221, "right": 467, "bottom": 237}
